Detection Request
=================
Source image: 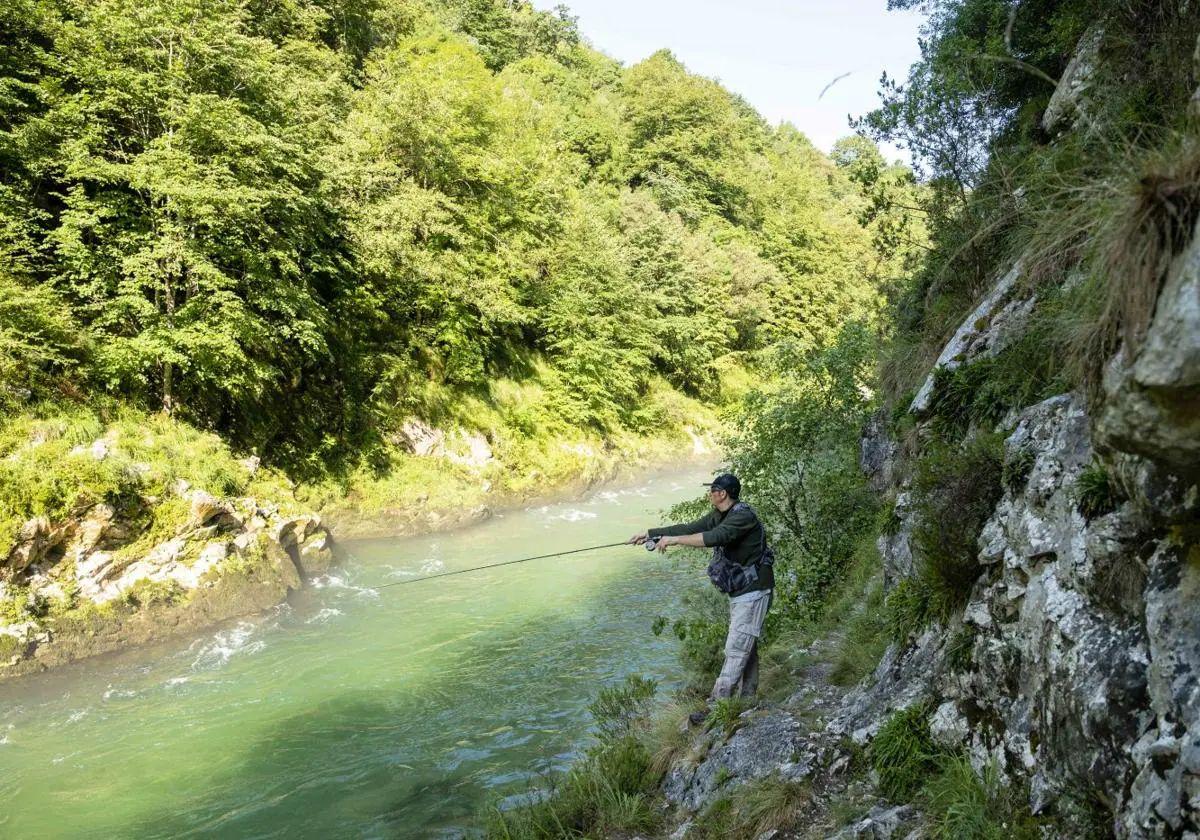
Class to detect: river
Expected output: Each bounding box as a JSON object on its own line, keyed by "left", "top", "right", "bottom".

{"left": 0, "top": 463, "right": 715, "bottom": 838}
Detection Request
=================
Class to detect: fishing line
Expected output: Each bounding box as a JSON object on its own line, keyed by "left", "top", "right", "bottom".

{"left": 372, "top": 540, "right": 639, "bottom": 588}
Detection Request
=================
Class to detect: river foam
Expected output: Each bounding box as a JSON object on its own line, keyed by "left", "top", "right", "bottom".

{"left": 190, "top": 622, "right": 266, "bottom": 670}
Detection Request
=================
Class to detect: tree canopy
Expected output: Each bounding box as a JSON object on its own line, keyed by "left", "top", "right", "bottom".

{"left": 0, "top": 0, "right": 911, "bottom": 473}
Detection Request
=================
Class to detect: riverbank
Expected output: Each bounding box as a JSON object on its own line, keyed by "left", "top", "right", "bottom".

{"left": 318, "top": 423, "right": 718, "bottom": 540}
{"left": 0, "top": 394, "right": 723, "bottom": 679}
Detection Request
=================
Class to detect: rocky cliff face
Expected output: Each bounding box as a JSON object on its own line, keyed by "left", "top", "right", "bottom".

{"left": 658, "top": 201, "right": 1198, "bottom": 840}
{"left": 841, "top": 221, "right": 1199, "bottom": 835}
{"left": 0, "top": 447, "right": 334, "bottom": 678}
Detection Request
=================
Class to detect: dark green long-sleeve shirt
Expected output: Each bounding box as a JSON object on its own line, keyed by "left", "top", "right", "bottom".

{"left": 649, "top": 504, "right": 774, "bottom": 594}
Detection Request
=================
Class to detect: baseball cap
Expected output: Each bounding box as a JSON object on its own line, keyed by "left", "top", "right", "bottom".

{"left": 702, "top": 473, "right": 741, "bottom": 498}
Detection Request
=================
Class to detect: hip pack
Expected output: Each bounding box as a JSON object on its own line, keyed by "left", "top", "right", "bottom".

{"left": 706, "top": 502, "right": 775, "bottom": 596}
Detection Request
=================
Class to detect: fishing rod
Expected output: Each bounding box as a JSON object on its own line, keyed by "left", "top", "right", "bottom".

{"left": 372, "top": 539, "right": 659, "bottom": 589}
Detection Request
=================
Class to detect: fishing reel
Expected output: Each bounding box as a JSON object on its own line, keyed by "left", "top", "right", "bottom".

{"left": 644, "top": 537, "right": 660, "bottom": 551}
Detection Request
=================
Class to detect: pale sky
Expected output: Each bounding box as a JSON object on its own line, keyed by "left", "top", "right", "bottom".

{"left": 532, "top": 0, "right": 926, "bottom": 163}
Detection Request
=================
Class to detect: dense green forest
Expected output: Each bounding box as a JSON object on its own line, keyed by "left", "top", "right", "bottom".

{"left": 0, "top": 0, "right": 921, "bottom": 484}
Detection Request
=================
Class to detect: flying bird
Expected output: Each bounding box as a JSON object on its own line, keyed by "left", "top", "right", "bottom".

{"left": 819, "top": 71, "right": 853, "bottom": 100}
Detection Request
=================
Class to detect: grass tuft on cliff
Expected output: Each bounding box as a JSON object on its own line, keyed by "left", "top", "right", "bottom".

{"left": 869, "top": 703, "right": 942, "bottom": 801}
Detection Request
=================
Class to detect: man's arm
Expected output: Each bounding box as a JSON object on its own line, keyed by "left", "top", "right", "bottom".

{"left": 648, "top": 512, "right": 715, "bottom": 538}
{"left": 653, "top": 532, "right": 707, "bottom": 551}
{"left": 652, "top": 509, "right": 756, "bottom": 552}
{"left": 628, "top": 512, "right": 715, "bottom": 544}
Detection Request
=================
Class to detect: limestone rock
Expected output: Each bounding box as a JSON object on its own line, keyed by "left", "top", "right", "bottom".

{"left": 76, "top": 504, "right": 117, "bottom": 554}
{"left": 1043, "top": 25, "right": 1104, "bottom": 134}
{"left": 264, "top": 537, "right": 302, "bottom": 592}
{"left": 833, "top": 804, "right": 916, "bottom": 840}
{"left": 272, "top": 514, "right": 321, "bottom": 550}
{"left": 446, "top": 430, "right": 494, "bottom": 468}
{"left": 69, "top": 435, "right": 114, "bottom": 461}
{"left": 4, "top": 517, "right": 76, "bottom": 577}
{"left": 296, "top": 531, "right": 334, "bottom": 578}
{"left": 5, "top": 516, "right": 54, "bottom": 575}
{"left": 860, "top": 410, "right": 898, "bottom": 494}
{"left": 664, "top": 710, "right": 805, "bottom": 812}
{"left": 396, "top": 418, "right": 446, "bottom": 457}
{"left": 878, "top": 491, "right": 914, "bottom": 590}
{"left": 1, "top": 447, "right": 335, "bottom": 676}
{"left": 0, "top": 620, "right": 41, "bottom": 663}
{"left": 827, "top": 629, "right": 942, "bottom": 744}
{"left": 962, "top": 394, "right": 1151, "bottom": 816}
{"left": 910, "top": 263, "right": 1028, "bottom": 415}
{"left": 188, "top": 490, "right": 239, "bottom": 530}
{"left": 1096, "top": 219, "right": 1200, "bottom": 474}
{"left": 929, "top": 701, "right": 969, "bottom": 749}
{"left": 1122, "top": 541, "right": 1200, "bottom": 835}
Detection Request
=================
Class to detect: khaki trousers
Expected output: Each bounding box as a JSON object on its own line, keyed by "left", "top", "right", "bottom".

{"left": 712, "top": 590, "right": 771, "bottom": 700}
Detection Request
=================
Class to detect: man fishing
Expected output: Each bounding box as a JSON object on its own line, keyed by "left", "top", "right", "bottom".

{"left": 628, "top": 473, "right": 774, "bottom": 723}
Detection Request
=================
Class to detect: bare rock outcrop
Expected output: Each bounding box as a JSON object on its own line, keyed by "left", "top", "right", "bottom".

{"left": 1096, "top": 216, "right": 1200, "bottom": 475}
{"left": 0, "top": 481, "right": 334, "bottom": 677}
{"left": 844, "top": 242, "right": 1199, "bottom": 834}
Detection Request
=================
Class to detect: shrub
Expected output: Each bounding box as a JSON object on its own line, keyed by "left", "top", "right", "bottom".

{"left": 670, "top": 586, "right": 728, "bottom": 686}
{"left": 589, "top": 674, "right": 657, "bottom": 742}
{"left": 727, "top": 324, "right": 881, "bottom": 623}
{"left": 909, "top": 433, "right": 1004, "bottom": 622}
{"left": 869, "top": 703, "right": 942, "bottom": 801}
{"left": 0, "top": 273, "right": 86, "bottom": 412}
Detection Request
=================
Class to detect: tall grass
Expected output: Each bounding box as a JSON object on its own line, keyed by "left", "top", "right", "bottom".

{"left": 482, "top": 675, "right": 666, "bottom": 839}
{"left": 687, "top": 775, "right": 811, "bottom": 840}
{"left": 923, "top": 755, "right": 1043, "bottom": 840}
{"left": 869, "top": 704, "right": 941, "bottom": 801}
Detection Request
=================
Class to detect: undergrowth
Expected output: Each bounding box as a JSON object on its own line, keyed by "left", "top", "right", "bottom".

{"left": 828, "top": 574, "right": 890, "bottom": 686}
{"left": 869, "top": 703, "right": 942, "bottom": 801}
{"left": 0, "top": 405, "right": 294, "bottom": 559}
{"left": 923, "top": 755, "right": 1043, "bottom": 840}
{"left": 705, "top": 696, "right": 750, "bottom": 735}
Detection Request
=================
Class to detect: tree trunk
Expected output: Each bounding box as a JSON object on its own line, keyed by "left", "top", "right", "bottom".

{"left": 162, "top": 361, "right": 174, "bottom": 415}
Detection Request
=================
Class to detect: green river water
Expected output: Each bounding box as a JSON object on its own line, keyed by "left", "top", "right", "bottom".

{"left": 0, "top": 464, "right": 715, "bottom": 839}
